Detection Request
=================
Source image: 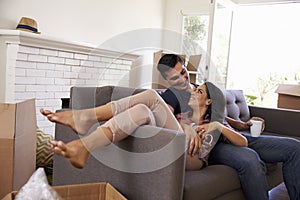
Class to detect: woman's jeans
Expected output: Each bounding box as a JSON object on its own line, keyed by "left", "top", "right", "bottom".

{"left": 209, "top": 134, "right": 300, "bottom": 200}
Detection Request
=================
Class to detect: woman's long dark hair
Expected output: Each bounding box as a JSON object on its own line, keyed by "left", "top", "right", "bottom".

{"left": 204, "top": 82, "right": 225, "bottom": 123}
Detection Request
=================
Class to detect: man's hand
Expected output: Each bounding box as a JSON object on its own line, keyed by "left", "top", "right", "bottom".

{"left": 246, "top": 117, "right": 265, "bottom": 132}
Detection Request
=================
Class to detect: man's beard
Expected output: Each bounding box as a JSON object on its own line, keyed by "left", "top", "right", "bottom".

{"left": 174, "top": 79, "right": 190, "bottom": 90}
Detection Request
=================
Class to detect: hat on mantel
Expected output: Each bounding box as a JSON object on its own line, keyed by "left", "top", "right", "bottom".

{"left": 16, "top": 17, "right": 40, "bottom": 34}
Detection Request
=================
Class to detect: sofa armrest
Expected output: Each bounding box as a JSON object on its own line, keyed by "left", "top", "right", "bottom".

{"left": 53, "top": 119, "right": 186, "bottom": 200}
{"left": 249, "top": 105, "right": 300, "bottom": 138}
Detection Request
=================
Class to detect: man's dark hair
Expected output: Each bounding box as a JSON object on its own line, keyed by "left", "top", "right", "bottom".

{"left": 157, "top": 54, "right": 184, "bottom": 79}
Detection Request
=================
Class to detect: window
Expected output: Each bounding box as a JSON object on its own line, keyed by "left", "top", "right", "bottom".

{"left": 182, "top": 15, "right": 209, "bottom": 84}
{"left": 182, "top": 0, "right": 235, "bottom": 89}
{"left": 228, "top": 3, "right": 300, "bottom": 107}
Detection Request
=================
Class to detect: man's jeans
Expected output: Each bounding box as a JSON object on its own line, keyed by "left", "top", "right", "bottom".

{"left": 209, "top": 135, "right": 300, "bottom": 200}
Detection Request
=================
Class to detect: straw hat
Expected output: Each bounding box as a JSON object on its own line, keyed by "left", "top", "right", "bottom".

{"left": 16, "top": 17, "right": 40, "bottom": 34}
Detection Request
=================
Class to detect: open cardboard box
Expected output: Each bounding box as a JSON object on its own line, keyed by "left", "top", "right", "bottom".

{"left": 275, "top": 84, "right": 300, "bottom": 110}
{"left": 0, "top": 99, "right": 36, "bottom": 199}
{"left": 2, "top": 182, "right": 127, "bottom": 200}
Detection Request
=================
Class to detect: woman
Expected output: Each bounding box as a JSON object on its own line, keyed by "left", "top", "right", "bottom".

{"left": 184, "top": 82, "right": 247, "bottom": 169}
{"left": 41, "top": 82, "right": 247, "bottom": 170}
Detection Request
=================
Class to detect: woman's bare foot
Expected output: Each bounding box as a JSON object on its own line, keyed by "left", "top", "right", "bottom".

{"left": 40, "top": 108, "right": 97, "bottom": 134}
{"left": 51, "top": 140, "right": 90, "bottom": 169}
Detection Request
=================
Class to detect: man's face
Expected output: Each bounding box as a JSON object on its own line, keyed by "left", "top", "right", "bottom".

{"left": 164, "top": 62, "right": 190, "bottom": 90}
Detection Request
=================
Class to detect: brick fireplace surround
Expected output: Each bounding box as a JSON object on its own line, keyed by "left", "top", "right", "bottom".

{"left": 0, "top": 30, "right": 139, "bottom": 135}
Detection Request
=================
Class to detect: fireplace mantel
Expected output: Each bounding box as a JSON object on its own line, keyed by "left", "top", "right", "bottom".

{"left": 0, "top": 29, "right": 138, "bottom": 59}
{"left": 0, "top": 29, "right": 139, "bottom": 134}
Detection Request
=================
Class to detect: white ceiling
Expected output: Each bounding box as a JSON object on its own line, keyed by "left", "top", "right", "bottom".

{"left": 234, "top": 0, "right": 300, "bottom": 4}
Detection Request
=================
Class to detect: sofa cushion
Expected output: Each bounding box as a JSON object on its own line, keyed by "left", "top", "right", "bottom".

{"left": 225, "top": 90, "right": 250, "bottom": 122}
{"left": 184, "top": 165, "right": 244, "bottom": 200}
{"left": 70, "top": 86, "right": 114, "bottom": 109}
{"left": 70, "top": 86, "right": 146, "bottom": 109}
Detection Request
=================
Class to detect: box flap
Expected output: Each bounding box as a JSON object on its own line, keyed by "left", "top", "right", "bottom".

{"left": 53, "top": 183, "right": 127, "bottom": 200}
{"left": 106, "top": 183, "right": 127, "bottom": 200}
{"left": 1, "top": 191, "right": 17, "bottom": 200}
{"left": 275, "top": 84, "right": 300, "bottom": 97}
{"left": 187, "top": 54, "right": 202, "bottom": 71}
{"left": 13, "top": 99, "right": 36, "bottom": 191}
{"left": 0, "top": 103, "right": 16, "bottom": 139}
{"left": 0, "top": 139, "right": 14, "bottom": 199}
{"left": 2, "top": 183, "right": 127, "bottom": 200}
{"left": 54, "top": 183, "right": 106, "bottom": 200}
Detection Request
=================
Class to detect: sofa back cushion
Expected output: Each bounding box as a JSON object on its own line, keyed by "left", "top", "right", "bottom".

{"left": 225, "top": 90, "right": 250, "bottom": 122}
{"left": 70, "top": 86, "right": 146, "bottom": 109}
{"left": 70, "top": 86, "right": 250, "bottom": 123}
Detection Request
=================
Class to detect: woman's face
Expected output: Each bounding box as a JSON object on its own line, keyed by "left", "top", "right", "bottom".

{"left": 188, "top": 84, "right": 211, "bottom": 110}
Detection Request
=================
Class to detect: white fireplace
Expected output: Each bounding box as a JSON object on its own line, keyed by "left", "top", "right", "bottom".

{"left": 0, "top": 30, "right": 139, "bottom": 135}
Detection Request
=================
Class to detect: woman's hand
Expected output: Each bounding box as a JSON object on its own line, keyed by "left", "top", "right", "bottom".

{"left": 193, "top": 122, "right": 221, "bottom": 139}
{"left": 181, "top": 123, "right": 201, "bottom": 157}
{"left": 195, "top": 121, "right": 248, "bottom": 147}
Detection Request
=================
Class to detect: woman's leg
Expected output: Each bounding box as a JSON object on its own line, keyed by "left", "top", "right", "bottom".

{"left": 41, "top": 89, "right": 181, "bottom": 134}
{"left": 185, "top": 153, "right": 204, "bottom": 170}
{"left": 52, "top": 104, "right": 157, "bottom": 168}
{"left": 111, "top": 89, "right": 181, "bottom": 131}
{"left": 40, "top": 103, "right": 113, "bottom": 134}
{"left": 51, "top": 126, "right": 112, "bottom": 169}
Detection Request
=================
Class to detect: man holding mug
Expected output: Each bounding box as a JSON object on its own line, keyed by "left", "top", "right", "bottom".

{"left": 157, "top": 54, "right": 300, "bottom": 200}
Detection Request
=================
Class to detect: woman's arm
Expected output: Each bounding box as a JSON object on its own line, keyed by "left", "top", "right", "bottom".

{"left": 217, "top": 122, "right": 248, "bottom": 147}
{"left": 195, "top": 122, "right": 248, "bottom": 147}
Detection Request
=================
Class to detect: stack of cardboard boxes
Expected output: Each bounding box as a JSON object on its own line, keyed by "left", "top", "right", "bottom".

{"left": 0, "top": 99, "right": 127, "bottom": 200}
{"left": 275, "top": 84, "right": 300, "bottom": 110}
{"left": 0, "top": 99, "right": 36, "bottom": 199}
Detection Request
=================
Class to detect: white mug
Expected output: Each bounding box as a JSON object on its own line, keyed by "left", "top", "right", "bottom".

{"left": 250, "top": 120, "right": 263, "bottom": 137}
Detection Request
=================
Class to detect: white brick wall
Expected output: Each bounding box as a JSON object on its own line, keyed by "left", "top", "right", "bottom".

{"left": 14, "top": 45, "right": 134, "bottom": 135}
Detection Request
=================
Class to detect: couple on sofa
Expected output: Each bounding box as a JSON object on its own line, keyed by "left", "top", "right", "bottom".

{"left": 41, "top": 54, "right": 300, "bottom": 200}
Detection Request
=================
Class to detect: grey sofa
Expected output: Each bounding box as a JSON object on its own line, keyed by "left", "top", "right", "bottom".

{"left": 52, "top": 86, "right": 300, "bottom": 200}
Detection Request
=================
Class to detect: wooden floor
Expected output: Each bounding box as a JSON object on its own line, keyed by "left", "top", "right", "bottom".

{"left": 269, "top": 183, "right": 290, "bottom": 200}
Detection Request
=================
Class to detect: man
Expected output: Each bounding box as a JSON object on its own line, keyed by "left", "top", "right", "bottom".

{"left": 157, "top": 54, "right": 300, "bottom": 200}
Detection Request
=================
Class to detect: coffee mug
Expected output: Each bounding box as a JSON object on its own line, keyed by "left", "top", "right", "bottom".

{"left": 250, "top": 120, "right": 263, "bottom": 137}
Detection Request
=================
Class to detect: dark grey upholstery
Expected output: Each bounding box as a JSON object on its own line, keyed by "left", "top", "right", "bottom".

{"left": 53, "top": 124, "right": 185, "bottom": 200}
{"left": 225, "top": 90, "right": 250, "bottom": 122}
{"left": 53, "top": 86, "right": 300, "bottom": 200}
{"left": 53, "top": 86, "right": 185, "bottom": 200}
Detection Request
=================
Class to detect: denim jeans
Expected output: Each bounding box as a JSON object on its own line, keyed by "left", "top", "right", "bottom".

{"left": 209, "top": 134, "right": 300, "bottom": 200}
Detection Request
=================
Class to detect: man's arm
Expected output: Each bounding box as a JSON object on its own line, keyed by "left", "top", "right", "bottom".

{"left": 225, "top": 116, "right": 265, "bottom": 132}
{"left": 225, "top": 117, "right": 248, "bottom": 130}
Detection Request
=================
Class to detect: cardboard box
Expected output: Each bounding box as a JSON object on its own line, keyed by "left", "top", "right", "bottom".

{"left": 275, "top": 84, "right": 300, "bottom": 110}
{"left": 2, "top": 183, "right": 127, "bottom": 200}
{"left": 0, "top": 99, "right": 36, "bottom": 199}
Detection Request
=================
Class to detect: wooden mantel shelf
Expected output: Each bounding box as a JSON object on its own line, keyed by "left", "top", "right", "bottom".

{"left": 0, "top": 29, "right": 139, "bottom": 60}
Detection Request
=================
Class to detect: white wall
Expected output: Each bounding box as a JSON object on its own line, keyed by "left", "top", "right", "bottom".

{"left": 163, "top": 0, "right": 211, "bottom": 33}
{"left": 0, "top": 0, "right": 164, "bottom": 45}
{"left": 0, "top": 0, "right": 216, "bottom": 90}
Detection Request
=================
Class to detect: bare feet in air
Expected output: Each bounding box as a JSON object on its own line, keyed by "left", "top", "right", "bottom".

{"left": 51, "top": 140, "right": 90, "bottom": 169}
{"left": 40, "top": 108, "right": 97, "bottom": 134}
